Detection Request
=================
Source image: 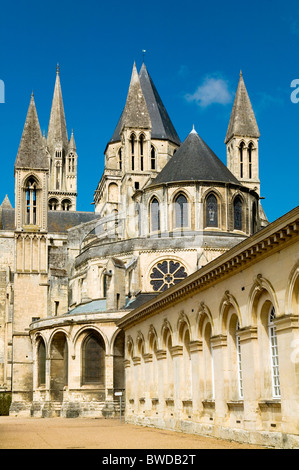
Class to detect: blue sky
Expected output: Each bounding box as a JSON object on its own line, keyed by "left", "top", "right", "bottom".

{"left": 0, "top": 0, "right": 298, "bottom": 222}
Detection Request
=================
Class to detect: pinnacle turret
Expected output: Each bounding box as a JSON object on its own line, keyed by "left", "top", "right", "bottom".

{"left": 15, "top": 94, "right": 48, "bottom": 170}
{"left": 120, "top": 62, "right": 151, "bottom": 131}
{"left": 225, "top": 72, "right": 260, "bottom": 144}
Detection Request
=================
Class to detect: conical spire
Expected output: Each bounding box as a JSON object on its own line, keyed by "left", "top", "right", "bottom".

{"left": 120, "top": 62, "right": 151, "bottom": 130}
{"left": 69, "top": 129, "right": 76, "bottom": 151}
{"left": 0, "top": 194, "right": 12, "bottom": 209}
{"left": 15, "top": 94, "right": 48, "bottom": 169}
{"left": 47, "top": 65, "right": 68, "bottom": 152}
{"left": 225, "top": 72, "right": 260, "bottom": 143}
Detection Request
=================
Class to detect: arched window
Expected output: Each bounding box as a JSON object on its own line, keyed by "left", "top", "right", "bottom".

{"left": 248, "top": 142, "right": 253, "bottom": 179}
{"left": 37, "top": 339, "right": 46, "bottom": 386}
{"left": 56, "top": 163, "right": 61, "bottom": 190}
{"left": 62, "top": 199, "right": 71, "bottom": 211}
{"left": 174, "top": 194, "right": 188, "bottom": 229}
{"left": 151, "top": 145, "right": 156, "bottom": 170}
{"left": 268, "top": 307, "right": 280, "bottom": 398}
{"left": 206, "top": 194, "right": 218, "bottom": 227}
{"left": 140, "top": 135, "right": 144, "bottom": 171}
{"left": 150, "top": 197, "right": 160, "bottom": 232}
{"left": 26, "top": 177, "right": 37, "bottom": 225}
{"left": 236, "top": 321, "right": 243, "bottom": 399}
{"left": 118, "top": 148, "right": 122, "bottom": 171}
{"left": 82, "top": 333, "right": 105, "bottom": 385}
{"left": 130, "top": 134, "right": 136, "bottom": 171}
{"left": 68, "top": 153, "right": 75, "bottom": 173}
{"left": 150, "top": 260, "right": 187, "bottom": 292}
{"left": 239, "top": 142, "right": 245, "bottom": 178}
{"left": 49, "top": 198, "right": 58, "bottom": 211}
{"left": 252, "top": 201, "right": 257, "bottom": 234}
{"left": 234, "top": 196, "right": 243, "bottom": 230}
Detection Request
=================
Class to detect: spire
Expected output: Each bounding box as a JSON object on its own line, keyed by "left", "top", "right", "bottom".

{"left": 69, "top": 129, "right": 76, "bottom": 151}
{"left": 120, "top": 62, "right": 151, "bottom": 130}
{"left": 47, "top": 65, "right": 68, "bottom": 152}
{"left": 0, "top": 194, "right": 12, "bottom": 209}
{"left": 15, "top": 94, "right": 48, "bottom": 169}
{"left": 225, "top": 72, "right": 260, "bottom": 144}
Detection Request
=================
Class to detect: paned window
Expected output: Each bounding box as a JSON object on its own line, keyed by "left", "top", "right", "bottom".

{"left": 234, "top": 196, "right": 243, "bottom": 230}
{"left": 206, "top": 194, "right": 218, "bottom": 227}
{"left": 174, "top": 194, "right": 188, "bottom": 229}
{"left": 268, "top": 307, "right": 280, "bottom": 398}
{"left": 150, "top": 260, "right": 187, "bottom": 292}
{"left": 150, "top": 198, "right": 160, "bottom": 232}
{"left": 236, "top": 321, "right": 243, "bottom": 398}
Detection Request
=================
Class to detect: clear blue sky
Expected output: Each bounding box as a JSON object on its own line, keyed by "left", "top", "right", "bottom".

{"left": 0, "top": 0, "right": 298, "bottom": 222}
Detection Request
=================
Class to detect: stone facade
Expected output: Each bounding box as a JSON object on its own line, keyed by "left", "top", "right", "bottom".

{"left": 119, "top": 207, "right": 299, "bottom": 448}
{"left": 1, "top": 61, "right": 288, "bottom": 448}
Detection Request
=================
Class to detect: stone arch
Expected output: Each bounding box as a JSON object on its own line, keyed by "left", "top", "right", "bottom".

{"left": 220, "top": 290, "right": 242, "bottom": 334}
{"left": 247, "top": 274, "right": 279, "bottom": 327}
{"left": 286, "top": 260, "right": 299, "bottom": 315}
{"left": 49, "top": 330, "right": 69, "bottom": 401}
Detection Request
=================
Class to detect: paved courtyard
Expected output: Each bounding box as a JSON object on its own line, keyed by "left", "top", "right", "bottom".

{"left": 0, "top": 416, "right": 265, "bottom": 450}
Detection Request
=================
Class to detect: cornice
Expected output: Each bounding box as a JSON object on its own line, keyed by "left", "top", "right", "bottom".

{"left": 118, "top": 206, "right": 299, "bottom": 330}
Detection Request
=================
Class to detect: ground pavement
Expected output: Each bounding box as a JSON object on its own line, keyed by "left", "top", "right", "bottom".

{"left": 0, "top": 416, "right": 266, "bottom": 450}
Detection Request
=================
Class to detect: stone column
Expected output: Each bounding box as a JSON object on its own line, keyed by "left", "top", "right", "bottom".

{"left": 210, "top": 334, "right": 228, "bottom": 424}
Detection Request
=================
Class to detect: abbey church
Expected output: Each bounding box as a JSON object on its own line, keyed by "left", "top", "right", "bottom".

{"left": 0, "top": 62, "right": 298, "bottom": 448}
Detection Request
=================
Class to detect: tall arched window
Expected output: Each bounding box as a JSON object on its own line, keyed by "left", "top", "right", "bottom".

{"left": 150, "top": 197, "right": 160, "bottom": 232}
{"left": 130, "top": 134, "right": 136, "bottom": 171}
{"left": 236, "top": 321, "right": 243, "bottom": 399}
{"left": 206, "top": 194, "right": 218, "bottom": 227}
{"left": 140, "top": 134, "right": 144, "bottom": 171}
{"left": 234, "top": 196, "right": 243, "bottom": 230}
{"left": 239, "top": 142, "right": 245, "bottom": 178}
{"left": 118, "top": 148, "right": 122, "bottom": 171}
{"left": 268, "top": 307, "right": 280, "bottom": 398}
{"left": 252, "top": 201, "right": 257, "bottom": 234}
{"left": 174, "top": 194, "right": 188, "bottom": 229}
{"left": 151, "top": 145, "right": 156, "bottom": 170}
{"left": 248, "top": 142, "right": 253, "bottom": 179}
{"left": 26, "top": 177, "right": 37, "bottom": 225}
{"left": 82, "top": 333, "right": 105, "bottom": 385}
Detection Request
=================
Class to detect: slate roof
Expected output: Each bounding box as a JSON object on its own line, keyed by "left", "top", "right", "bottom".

{"left": 151, "top": 128, "right": 240, "bottom": 186}
{"left": 225, "top": 72, "right": 260, "bottom": 143}
{"left": 0, "top": 208, "right": 98, "bottom": 233}
{"left": 109, "top": 64, "right": 180, "bottom": 146}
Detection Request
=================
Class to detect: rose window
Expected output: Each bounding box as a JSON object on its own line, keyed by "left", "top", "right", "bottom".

{"left": 150, "top": 260, "right": 187, "bottom": 292}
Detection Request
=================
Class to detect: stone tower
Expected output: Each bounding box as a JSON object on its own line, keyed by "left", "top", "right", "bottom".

{"left": 93, "top": 62, "right": 180, "bottom": 239}
{"left": 12, "top": 93, "right": 49, "bottom": 414}
{"left": 225, "top": 71, "right": 260, "bottom": 195}
{"left": 47, "top": 65, "right": 77, "bottom": 211}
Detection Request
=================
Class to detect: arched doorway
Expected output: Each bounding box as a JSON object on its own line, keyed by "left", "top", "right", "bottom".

{"left": 50, "top": 332, "right": 68, "bottom": 402}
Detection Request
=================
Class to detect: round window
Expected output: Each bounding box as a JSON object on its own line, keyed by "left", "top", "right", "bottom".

{"left": 150, "top": 260, "right": 187, "bottom": 292}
